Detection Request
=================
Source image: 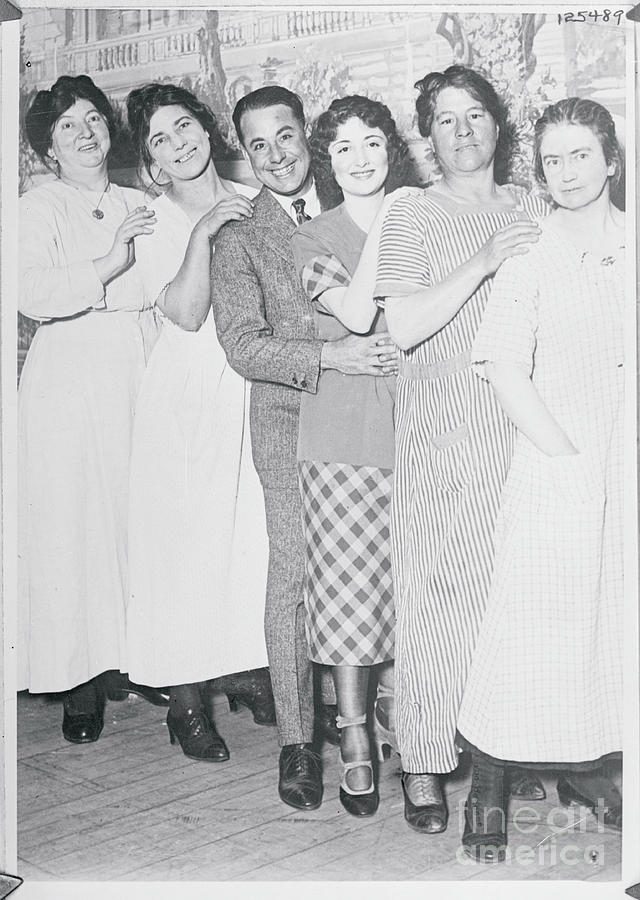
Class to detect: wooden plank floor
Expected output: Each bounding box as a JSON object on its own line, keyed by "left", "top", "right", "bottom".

{"left": 17, "top": 691, "right": 621, "bottom": 884}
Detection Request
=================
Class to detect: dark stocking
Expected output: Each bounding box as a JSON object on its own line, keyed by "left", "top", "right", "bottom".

{"left": 64, "top": 678, "right": 102, "bottom": 714}
{"left": 169, "top": 682, "right": 204, "bottom": 713}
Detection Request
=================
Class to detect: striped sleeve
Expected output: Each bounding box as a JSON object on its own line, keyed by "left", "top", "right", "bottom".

{"left": 375, "top": 196, "right": 430, "bottom": 293}
{"left": 471, "top": 254, "right": 539, "bottom": 379}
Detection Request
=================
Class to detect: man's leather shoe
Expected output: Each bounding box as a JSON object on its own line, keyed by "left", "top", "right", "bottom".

{"left": 278, "top": 743, "right": 323, "bottom": 810}
{"left": 315, "top": 703, "right": 340, "bottom": 746}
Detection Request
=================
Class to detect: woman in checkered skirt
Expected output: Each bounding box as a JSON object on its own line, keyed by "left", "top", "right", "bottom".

{"left": 457, "top": 98, "right": 624, "bottom": 862}
{"left": 291, "top": 96, "right": 418, "bottom": 817}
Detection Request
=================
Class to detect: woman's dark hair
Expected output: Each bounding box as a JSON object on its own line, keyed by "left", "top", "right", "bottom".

{"left": 310, "top": 95, "right": 418, "bottom": 211}
{"left": 24, "top": 75, "right": 116, "bottom": 165}
{"left": 414, "top": 65, "right": 515, "bottom": 185}
{"left": 533, "top": 97, "right": 624, "bottom": 201}
{"left": 126, "top": 82, "right": 228, "bottom": 183}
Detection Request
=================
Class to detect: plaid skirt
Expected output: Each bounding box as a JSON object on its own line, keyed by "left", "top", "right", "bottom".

{"left": 298, "top": 461, "right": 395, "bottom": 666}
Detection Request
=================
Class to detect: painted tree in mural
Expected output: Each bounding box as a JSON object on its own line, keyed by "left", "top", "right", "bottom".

{"left": 436, "top": 12, "right": 556, "bottom": 189}
{"left": 567, "top": 24, "right": 625, "bottom": 96}
{"left": 194, "top": 10, "right": 232, "bottom": 143}
{"left": 18, "top": 29, "right": 41, "bottom": 353}
{"left": 286, "top": 51, "right": 355, "bottom": 123}
{"left": 18, "top": 30, "right": 41, "bottom": 196}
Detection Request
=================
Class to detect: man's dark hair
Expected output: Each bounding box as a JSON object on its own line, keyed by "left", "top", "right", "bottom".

{"left": 233, "top": 86, "right": 305, "bottom": 146}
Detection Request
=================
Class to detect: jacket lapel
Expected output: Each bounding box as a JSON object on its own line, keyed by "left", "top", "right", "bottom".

{"left": 252, "top": 186, "right": 296, "bottom": 263}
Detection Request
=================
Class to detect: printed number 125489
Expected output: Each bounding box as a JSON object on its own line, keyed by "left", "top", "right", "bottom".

{"left": 557, "top": 10, "right": 625, "bottom": 24}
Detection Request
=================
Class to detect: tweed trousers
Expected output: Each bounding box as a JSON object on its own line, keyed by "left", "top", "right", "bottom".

{"left": 262, "top": 478, "right": 315, "bottom": 746}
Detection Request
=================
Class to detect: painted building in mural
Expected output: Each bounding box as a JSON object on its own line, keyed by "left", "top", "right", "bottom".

{"left": 21, "top": 8, "right": 626, "bottom": 130}
{"left": 17, "top": 8, "right": 627, "bottom": 360}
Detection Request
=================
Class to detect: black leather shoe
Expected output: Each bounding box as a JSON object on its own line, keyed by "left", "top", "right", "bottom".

{"left": 462, "top": 754, "right": 507, "bottom": 863}
{"left": 462, "top": 798, "right": 507, "bottom": 863}
{"left": 278, "top": 743, "right": 323, "bottom": 810}
{"left": 339, "top": 759, "right": 379, "bottom": 818}
{"left": 340, "top": 783, "right": 379, "bottom": 817}
{"left": 557, "top": 775, "right": 622, "bottom": 831}
{"left": 103, "top": 672, "right": 169, "bottom": 707}
{"left": 315, "top": 703, "right": 340, "bottom": 746}
{"left": 509, "top": 769, "right": 545, "bottom": 801}
{"left": 213, "top": 668, "right": 277, "bottom": 726}
{"left": 62, "top": 687, "right": 105, "bottom": 744}
{"left": 401, "top": 773, "right": 448, "bottom": 833}
{"left": 62, "top": 708, "right": 104, "bottom": 744}
{"left": 167, "top": 708, "right": 230, "bottom": 762}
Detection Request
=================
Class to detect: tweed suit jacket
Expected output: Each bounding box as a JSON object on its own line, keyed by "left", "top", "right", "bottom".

{"left": 210, "top": 186, "right": 324, "bottom": 483}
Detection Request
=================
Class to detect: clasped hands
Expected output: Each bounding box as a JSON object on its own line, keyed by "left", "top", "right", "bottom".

{"left": 321, "top": 332, "right": 398, "bottom": 377}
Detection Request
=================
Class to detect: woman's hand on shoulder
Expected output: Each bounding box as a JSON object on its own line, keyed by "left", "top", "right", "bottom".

{"left": 371, "top": 187, "right": 422, "bottom": 232}
{"left": 381, "top": 185, "right": 422, "bottom": 215}
{"left": 194, "top": 194, "right": 254, "bottom": 241}
{"left": 94, "top": 206, "right": 156, "bottom": 285}
{"left": 474, "top": 220, "right": 541, "bottom": 278}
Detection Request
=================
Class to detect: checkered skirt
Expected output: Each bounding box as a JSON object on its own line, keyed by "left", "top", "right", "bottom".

{"left": 299, "top": 461, "right": 395, "bottom": 666}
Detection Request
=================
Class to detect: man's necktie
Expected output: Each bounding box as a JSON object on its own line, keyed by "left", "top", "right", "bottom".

{"left": 292, "top": 198, "right": 311, "bottom": 225}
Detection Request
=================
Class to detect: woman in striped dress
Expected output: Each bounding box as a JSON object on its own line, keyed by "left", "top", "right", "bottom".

{"left": 375, "top": 65, "right": 548, "bottom": 833}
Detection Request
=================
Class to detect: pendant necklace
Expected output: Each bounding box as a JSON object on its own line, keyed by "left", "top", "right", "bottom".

{"left": 62, "top": 178, "right": 110, "bottom": 219}
{"left": 90, "top": 183, "right": 110, "bottom": 219}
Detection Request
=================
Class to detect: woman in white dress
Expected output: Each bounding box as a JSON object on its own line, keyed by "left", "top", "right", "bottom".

{"left": 125, "top": 83, "right": 271, "bottom": 761}
{"left": 457, "top": 98, "right": 624, "bottom": 862}
{"left": 19, "top": 76, "right": 161, "bottom": 743}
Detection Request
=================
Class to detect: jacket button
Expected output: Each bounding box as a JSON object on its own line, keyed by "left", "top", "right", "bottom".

{"left": 301, "top": 378, "right": 308, "bottom": 388}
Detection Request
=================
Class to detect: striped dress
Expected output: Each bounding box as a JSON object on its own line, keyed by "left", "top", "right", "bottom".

{"left": 375, "top": 185, "right": 548, "bottom": 774}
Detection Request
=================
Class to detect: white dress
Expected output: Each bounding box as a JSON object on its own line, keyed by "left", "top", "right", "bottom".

{"left": 126, "top": 187, "right": 269, "bottom": 686}
{"left": 457, "top": 221, "right": 624, "bottom": 763}
{"left": 18, "top": 180, "right": 159, "bottom": 693}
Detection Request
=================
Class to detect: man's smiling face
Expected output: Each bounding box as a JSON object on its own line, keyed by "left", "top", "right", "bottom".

{"left": 239, "top": 103, "right": 312, "bottom": 197}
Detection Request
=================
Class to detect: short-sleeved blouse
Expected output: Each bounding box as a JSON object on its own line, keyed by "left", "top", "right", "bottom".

{"left": 375, "top": 185, "right": 549, "bottom": 367}
{"left": 472, "top": 219, "right": 624, "bottom": 455}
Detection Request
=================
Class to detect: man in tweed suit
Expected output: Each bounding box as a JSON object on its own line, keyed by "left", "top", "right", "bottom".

{"left": 210, "top": 86, "right": 394, "bottom": 810}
